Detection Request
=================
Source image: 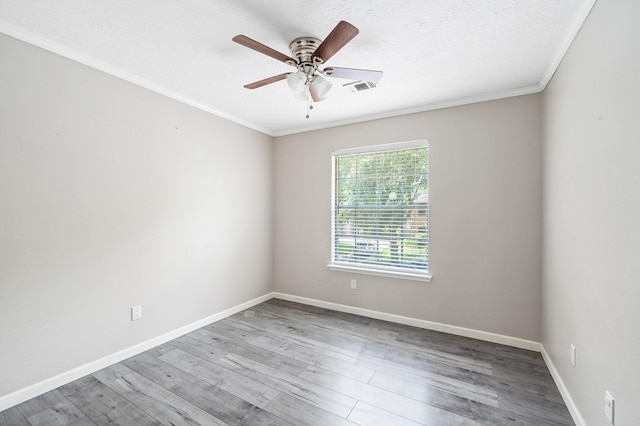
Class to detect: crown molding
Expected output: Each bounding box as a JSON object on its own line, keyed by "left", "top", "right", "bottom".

{"left": 537, "top": 0, "right": 598, "bottom": 91}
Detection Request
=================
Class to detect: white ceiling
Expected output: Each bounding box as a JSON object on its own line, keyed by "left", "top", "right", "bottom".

{"left": 0, "top": 0, "right": 594, "bottom": 136}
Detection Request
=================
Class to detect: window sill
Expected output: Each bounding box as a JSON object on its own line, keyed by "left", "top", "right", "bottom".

{"left": 327, "top": 263, "right": 432, "bottom": 282}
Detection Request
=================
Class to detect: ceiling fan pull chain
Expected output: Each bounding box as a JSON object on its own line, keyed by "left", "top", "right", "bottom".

{"left": 306, "top": 90, "right": 313, "bottom": 119}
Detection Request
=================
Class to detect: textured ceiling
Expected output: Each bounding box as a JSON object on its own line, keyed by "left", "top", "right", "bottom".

{"left": 0, "top": 0, "right": 595, "bottom": 136}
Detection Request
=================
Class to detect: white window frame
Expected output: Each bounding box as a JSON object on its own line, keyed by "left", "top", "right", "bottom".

{"left": 328, "top": 140, "right": 432, "bottom": 282}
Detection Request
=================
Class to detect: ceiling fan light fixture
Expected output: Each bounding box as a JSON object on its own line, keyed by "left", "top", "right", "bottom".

{"left": 293, "top": 89, "right": 309, "bottom": 101}
{"left": 312, "top": 74, "right": 333, "bottom": 98}
{"left": 287, "top": 71, "right": 307, "bottom": 93}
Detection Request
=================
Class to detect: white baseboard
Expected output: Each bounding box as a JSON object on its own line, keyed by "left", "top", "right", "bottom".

{"left": 0, "top": 293, "right": 274, "bottom": 412}
{"left": 271, "top": 292, "right": 541, "bottom": 352}
{"left": 540, "top": 346, "right": 585, "bottom": 426}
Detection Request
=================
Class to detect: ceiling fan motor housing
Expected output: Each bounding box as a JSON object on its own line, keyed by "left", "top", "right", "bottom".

{"left": 289, "top": 37, "right": 322, "bottom": 65}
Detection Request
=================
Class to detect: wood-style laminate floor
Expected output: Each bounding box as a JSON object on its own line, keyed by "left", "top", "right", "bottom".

{"left": 1, "top": 299, "right": 574, "bottom": 425}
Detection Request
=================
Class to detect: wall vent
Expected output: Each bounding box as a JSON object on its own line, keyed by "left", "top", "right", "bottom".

{"left": 343, "top": 81, "right": 380, "bottom": 93}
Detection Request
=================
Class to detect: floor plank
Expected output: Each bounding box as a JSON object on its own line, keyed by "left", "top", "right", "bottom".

{"left": 15, "top": 389, "right": 96, "bottom": 426}
{"left": 59, "top": 375, "right": 158, "bottom": 426}
{"left": 198, "top": 328, "right": 311, "bottom": 376}
{"left": 157, "top": 347, "right": 280, "bottom": 409}
{"left": 368, "top": 370, "right": 499, "bottom": 407}
{"left": 0, "top": 299, "right": 574, "bottom": 426}
{"left": 347, "top": 401, "right": 424, "bottom": 426}
{"left": 93, "top": 363, "right": 226, "bottom": 425}
{"left": 262, "top": 393, "right": 357, "bottom": 426}
{"left": 122, "top": 352, "right": 265, "bottom": 425}
{"left": 216, "top": 352, "right": 357, "bottom": 417}
{"left": 248, "top": 333, "right": 376, "bottom": 382}
{"left": 299, "top": 366, "right": 480, "bottom": 426}
{"left": 0, "top": 406, "right": 30, "bottom": 426}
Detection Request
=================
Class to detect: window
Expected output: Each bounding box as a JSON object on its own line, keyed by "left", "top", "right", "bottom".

{"left": 329, "top": 140, "right": 430, "bottom": 281}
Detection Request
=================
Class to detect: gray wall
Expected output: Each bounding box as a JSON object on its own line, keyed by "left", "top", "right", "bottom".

{"left": 542, "top": 0, "right": 640, "bottom": 423}
{"left": 0, "top": 34, "right": 273, "bottom": 398}
{"left": 274, "top": 95, "right": 543, "bottom": 342}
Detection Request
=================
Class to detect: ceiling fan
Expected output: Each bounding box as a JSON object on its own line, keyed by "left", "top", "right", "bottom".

{"left": 232, "top": 21, "right": 383, "bottom": 107}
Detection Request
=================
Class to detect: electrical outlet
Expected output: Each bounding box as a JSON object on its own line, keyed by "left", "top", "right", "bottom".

{"left": 604, "top": 391, "right": 615, "bottom": 424}
{"left": 570, "top": 344, "right": 577, "bottom": 367}
{"left": 131, "top": 305, "right": 142, "bottom": 321}
{"left": 350, "top": 279, "right": 357, "bottom": 290}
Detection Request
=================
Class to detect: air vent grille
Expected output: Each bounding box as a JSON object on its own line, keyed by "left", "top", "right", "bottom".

{"left": 343, "top": 81, "right": 380, "bottom": 93}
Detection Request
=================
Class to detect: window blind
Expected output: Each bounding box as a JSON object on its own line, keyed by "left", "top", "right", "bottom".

{"left": 331, "top": 141, "right": 429, "bottom": 275}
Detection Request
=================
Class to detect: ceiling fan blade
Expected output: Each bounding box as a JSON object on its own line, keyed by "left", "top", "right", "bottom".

{"left": 232, "top": 35, "right": 296, "bottom": 66}
{"left": 311, "top": 21, "right": 359, "bottom": 64}
{"left": 244, "top": 73, "right": 291, "bottom": 89}
{"left": 324, "top": 67, "right": 383, "bottom": 83}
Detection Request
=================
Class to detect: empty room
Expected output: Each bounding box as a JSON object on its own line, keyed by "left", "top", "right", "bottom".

{"left": 1, "top": 0, "right": 638, "bottom": 425}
